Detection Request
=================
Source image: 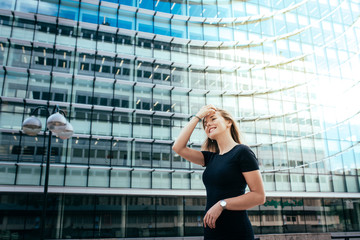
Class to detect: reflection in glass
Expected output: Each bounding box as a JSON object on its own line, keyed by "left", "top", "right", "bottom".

{"left": 154, "top": 16, "right": 170, "bottom": 36}
{"left": 131, "top": 170, "right": 151, "bottom": 188}
{"left": 31, "top": 46, "right": 54, "bottom": 71}
{"left": 88, "top": 168, "right": 110, "bottom": 187}
{"left": 53, "top": 49, "right": 74, "bottom": 74}
{"left": 172, "top": 172, "right": 189, "bottom": 189}
{"left": 38, "top": 0, "right": 59, "bottom": 16}
{"left": 184, "top": 196, "right": 206, "bottom": 236}
{"left": 97, "top": 31, "right": 116, "bottom": 53}
{"left": 57, "top": 24, "right": 77, "bottom": 47}
{"left": 303, "top": 198, "right": 326, "bottom": 233}
{"left": 77, "top": 27, "right": 97, "bottom": 50}
{"left": 152, "top": 143, "right": 171, "bottom": 168}
{"left": 28, "top": 72, "right": 51, "bottom": 101}
{"left": 118, "top": 9, "right": 135, "bottom": 30}
{"left": 189, "top": 69, "right": 205, "bottom": 89}
{"left": 34, "top": 21, "right": 57, "bottom": 44}
{"left": 88, "top": 138, "right": 111, "bottom": 166}
{"left": 112, "top": 111, "right": 132, "bottom": 138}
{"left": 281, "top": 198, "right": 305, "bottom": 233}
{"left": 2, "top": 69, "right": 28, "bottom": 98}
{"left": 154, "top": 41, "right": 171, "bottom": 61}
{"left": 172, "top": 90, "right": 188, "bottom": 113}
{"left": 93, "top": 79, "right": 113, "bottom": 107}
{"left": 137, "top": 13, "right": 153, "bottom": 34}
{"left": 171, "top": 65, "right": 187, "bottom": 86}
{"left": 111, "top": 140, "right": 131, "bottom": 166}
{"left": 156, "top": 197, "right": 183, "bottom": 236}
{"left": 94, "top": 195, "right": 126, "bottom": 238}
{"left": 323, "top": 198, "right": 346, "bottom": 232}
{"left": 111, "top": 169, "right": 131, "bottom": 187}
{"left": 126, "top": 196, "right": 155, "bottom": 237}
{"left": 70, "top": 107, "right": 91, "bottom": 135}
{"left": 134, "top": 85, "right": 152, "bottom": 110}
{"left": 62, "top": 195, "right": 95, "bottom": 237}
{"left": 99, "top": 5, "right": 117, "bottom": 27}
{"left": 8, "top": 43, "right": 32, "bottom": 68}
{"left": 152, "top": 171, "right": 171, "bottom": 189}
{"left": 133, "top": 142, "right": 151, "bottom": 167}
{"left": 343, "top": 199, "right": 360, "bottom": 231}
{"left": 15, "top": 0, "right": 37, "bottom": 13}
{"left": 79, "top": 2, "right": 98, "bottom": 24}
{"left": 136, "top": 37, "right": 152, "bottom": 58}
{"left": 114, "top": 57, "right": 133, "bottom": 80}
{"left": 171, "top": 19, "right": 187, "bottom": 38}
{"left": 59, "top": 0, "right": 79, "bottom": 20}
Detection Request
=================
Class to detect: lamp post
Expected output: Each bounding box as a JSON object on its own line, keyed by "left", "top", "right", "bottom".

{"left": 22, "top": 105, "right": 74, "bottom": 240}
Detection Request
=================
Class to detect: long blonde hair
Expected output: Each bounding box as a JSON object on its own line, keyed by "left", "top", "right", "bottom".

{"left": 201, "top": 109, "right": 242, "bottom": 153}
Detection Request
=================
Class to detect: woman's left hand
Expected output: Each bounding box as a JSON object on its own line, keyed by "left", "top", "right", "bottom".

{"left": 203, "top": 201, "right": 223, "bottom": 229}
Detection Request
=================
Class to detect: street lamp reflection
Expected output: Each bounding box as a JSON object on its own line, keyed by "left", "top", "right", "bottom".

{"left": 21, "top": 105, "right": 73, "bottom": 240}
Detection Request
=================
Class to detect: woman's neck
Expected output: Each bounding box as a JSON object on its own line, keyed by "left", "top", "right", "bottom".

{"left": 215, "top": 133, "right": 238, "bottom": 155}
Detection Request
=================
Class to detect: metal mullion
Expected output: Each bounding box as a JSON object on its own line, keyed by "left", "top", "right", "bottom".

{"left": 14, "top": 100, "right": 27, "bottom": 185}
{"left": 47, "top": 3, "right": 61, "bottom": 103}
{"left": 86, "top": 136, "right": 92, "bottom": 187}
{"left": 321, "top": 198, "right": 329, "bottom": 232}
{"left": 169, "top": 89, "right": 174, "bottom": 170}
{"left": 109, "top": 137, "right": 114, "bottom": 188}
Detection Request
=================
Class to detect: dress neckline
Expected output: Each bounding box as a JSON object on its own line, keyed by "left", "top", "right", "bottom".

{"left": 218, "top": 144, "right": 239, "bottom": 156}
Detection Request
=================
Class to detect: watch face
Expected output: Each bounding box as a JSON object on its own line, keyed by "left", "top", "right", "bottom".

{"left": 220, "top": 200, "right": 226, "bottom": 207}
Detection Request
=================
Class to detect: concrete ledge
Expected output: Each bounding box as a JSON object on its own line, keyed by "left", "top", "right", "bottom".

{"left": 52, "top": 238, "right": 204, "bottom": 240}
{"left": 55, "top": 232, "right": 360, "bottom": 240}
{"left": 256, "top": 233, "right": 331, "bottom": 240}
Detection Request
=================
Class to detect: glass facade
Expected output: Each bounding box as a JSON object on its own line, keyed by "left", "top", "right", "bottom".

{"left": 0, "top": 0, "right": 360, "bottom": 238}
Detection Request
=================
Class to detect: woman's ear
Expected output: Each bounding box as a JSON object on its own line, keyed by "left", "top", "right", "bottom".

{"left": 226, "top": 120, "right": 232, "bottom": 128}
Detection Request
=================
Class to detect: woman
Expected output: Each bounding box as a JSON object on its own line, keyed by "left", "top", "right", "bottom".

{"left": 172, "top": 105, "right": 265, "bottom": 240}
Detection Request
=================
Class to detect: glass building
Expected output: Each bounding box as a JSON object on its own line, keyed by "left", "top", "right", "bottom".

{"left": 0, "top": 0, "right": 360, "bottom": 239}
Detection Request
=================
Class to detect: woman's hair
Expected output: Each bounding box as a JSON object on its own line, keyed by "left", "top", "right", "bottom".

{"left": 201, "top": 108, "right": 243, "bottom": 153}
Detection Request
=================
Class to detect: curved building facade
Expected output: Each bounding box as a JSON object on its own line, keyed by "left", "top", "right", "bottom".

{"left": 0, "top": 0, "right": 360, "bottom": 239}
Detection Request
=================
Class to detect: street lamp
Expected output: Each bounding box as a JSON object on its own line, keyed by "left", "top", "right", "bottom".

{"left": 22, "top": 105, "right": 74, "bottom": 240}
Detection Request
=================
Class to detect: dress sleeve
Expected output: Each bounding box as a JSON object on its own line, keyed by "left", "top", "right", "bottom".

{"left": 201, "top": 151, "right": 214, "bottom": 167}
{"left": 238, "top": 145, "right": 259, "bottom": 172}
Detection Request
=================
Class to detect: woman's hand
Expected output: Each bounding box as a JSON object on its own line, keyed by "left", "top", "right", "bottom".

{"left": 196, "top": 105, "right": 217, "bottom": 119}
{"left": 203, "top": 201, "right": 223, "bottom": 229}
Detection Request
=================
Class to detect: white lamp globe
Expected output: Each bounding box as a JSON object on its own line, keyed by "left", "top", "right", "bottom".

{"left": 47, "top": 112, "right": 67, "bottom": 133}
{"left": 22, "top": 116, "right": 42, "bottom": 136}
{"left": 56, "top": 122, "right": 74, "bottom": 140}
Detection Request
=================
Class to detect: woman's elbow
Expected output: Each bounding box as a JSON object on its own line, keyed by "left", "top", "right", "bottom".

{"left": 172, "top": 144, "right": 179, "bottom": 153}
{"left": 172, "top": 144, "right": 183, "bottom": 154}
{"left": 259, "top": 193, "right": 266, "bottom": 205}
{"left": 253, "top": 191, "right": 266, "bottom": 205}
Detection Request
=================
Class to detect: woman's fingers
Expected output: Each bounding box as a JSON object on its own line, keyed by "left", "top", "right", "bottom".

{"left": 204, "top": 214, "right": 216, "bottom": 229}
{"left": 197, "top": 105, "right": 217, "bottom": 119}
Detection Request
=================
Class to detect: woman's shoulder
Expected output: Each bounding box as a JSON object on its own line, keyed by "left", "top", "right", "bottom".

{"left": 234, "top": 144, "right": 253, "bottom": 152}
{"left": 234, "top": 144, "right": 257, "bottom": 158}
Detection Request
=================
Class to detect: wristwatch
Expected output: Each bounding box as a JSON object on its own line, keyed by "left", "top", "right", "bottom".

{"left": 220, "top": 200, "right": 227, "bottom": 210}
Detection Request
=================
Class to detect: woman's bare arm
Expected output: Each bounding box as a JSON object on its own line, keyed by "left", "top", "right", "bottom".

{"left": 172, "top": 117, "right": 205, "bottom": 166}
{"left": 224, "top": 170, "right": 266, "bottom": 210}
{"left": 203, "top": 170, "right": 265, "bottom": 228}
{"left": 172, "top": 105, "right": 216, "bottom": 166}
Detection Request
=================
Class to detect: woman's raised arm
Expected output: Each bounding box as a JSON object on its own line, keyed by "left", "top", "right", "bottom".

{"left": 172, "top": 105, "right": 216, "bottom": 166}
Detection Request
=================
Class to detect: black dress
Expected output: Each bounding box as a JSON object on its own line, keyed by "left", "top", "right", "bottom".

{"left": 202, "top": 144, "right": 259, "bottom": 240}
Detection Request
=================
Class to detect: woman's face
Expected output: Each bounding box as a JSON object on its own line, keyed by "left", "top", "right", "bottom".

{"left": 203, "top": 111, "right": 231, "bottom": 140}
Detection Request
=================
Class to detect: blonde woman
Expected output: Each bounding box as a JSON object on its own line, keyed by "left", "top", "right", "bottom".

{"left": 172, "top": 105, "right": 265, "bottom": 240}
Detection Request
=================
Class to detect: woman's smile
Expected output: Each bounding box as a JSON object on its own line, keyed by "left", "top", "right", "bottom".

{"left": 208, "top": 126, "right": 216, "bottom": 134}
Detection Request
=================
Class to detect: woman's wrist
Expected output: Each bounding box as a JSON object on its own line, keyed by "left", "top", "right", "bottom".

{"left": 191, "top": 115, "right": 202, "bottom": 121}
